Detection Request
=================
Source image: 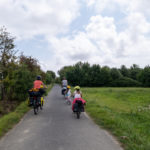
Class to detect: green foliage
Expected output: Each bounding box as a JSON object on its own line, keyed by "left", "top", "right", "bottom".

{"left": 110, "top": 68, "right": 122, "bottom": 80}
{"left": 19, "top": 54, "right": 40, "bottom": 73}
{"left": 129, "top": 64, "right": 141, "bottom": 80}
{"left": 99, "top": 66, "right": 111, "bottom": 86}
{"left": 120, "top": 65, "right": 130, "bottom": 77}
{"left": 0, "top": 27, "right": 17, "bottom": 100}
{"left": 0, "top": 27, "right": 55, "bottom": 101}
{"left": 83, "top": 87, "right": 150, "bottom": 150}
{"left": 45, "top": 70, "right": 56, "bottom": 84}
{"left": 9, "top": 65, "right": 33, "bottom": 100}
{"left": 45, "top": 73, "right": 52, "bottom": 84}
{"left": 0, "top": 27, "right": 17, "bottom": 75}
{"left": 58, "top": 61, "right": 150, "bottom": 87}
{"left": 138, "top": 66, "right": 150, "bottom": 87}
{"left": 89, "top": 64, "right": 101, "bottom": 86}
{"left": 55, "top": 77, "right": 61, "bottom": 84}
{"left": 110, "top": 77, "right": 142, "bottom": 87}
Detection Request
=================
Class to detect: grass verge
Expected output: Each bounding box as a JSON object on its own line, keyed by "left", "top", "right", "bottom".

{"left": 45, "top": 84, "right": 53, "bottom": 96}
{"left": 82, "top": 88, "right": 150, "bottom": 150}
{"left": 0, "top": 100, "right": 30, "bottom": 138}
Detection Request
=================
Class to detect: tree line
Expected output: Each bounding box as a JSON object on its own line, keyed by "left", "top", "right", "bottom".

{"left": 0, "top": 27, "right": 55, "bottom": 101}
{"left": 58, "top": 62, "right": 150, "bottom": 87}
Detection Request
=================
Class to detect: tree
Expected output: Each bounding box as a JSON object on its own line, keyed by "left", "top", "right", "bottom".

{"left": 46, "top": 70, "right": 56, "bottom": 79}
{"left": 100, "top": 66, "right": 111, "bottom": 86}
{"left": 5, "top": 65, "right": 33, "bottom": 100}
{"left": 138, "top": 66, "right": 150, "bottom": 87}
{"left": 0, "top": 27, "right": 17, "bottom": 77}
{"left": 80, "top": 62, "right": 90, "bottom": 86}
{"left": 120, "top": 65, "right": 130, "bottom": 77}
{"left": 129, "top": 64, "right": 141, "bottom": 80}
{"left": 45, "top": 70, "right": 56, "bottom": 84}
{"left": 0, "top": 27, "right": 17, "bottom": 100}
{"left": 110, "top": 68, "right": 122, "bottom": 80}
{"left": 19, "top": 54, "right": 40, "bottom": 73}
{"left": 90, "top": 64, "right": 101, "bottom": 86}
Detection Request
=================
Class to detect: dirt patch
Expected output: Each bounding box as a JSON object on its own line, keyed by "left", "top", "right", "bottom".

{"left": 0, "top": 100, "right": 20, "bottom": 117}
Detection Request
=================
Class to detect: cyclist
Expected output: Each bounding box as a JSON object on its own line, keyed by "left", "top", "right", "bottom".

{"left": 61, "top": 77, "right": 68, "bottom": 95}
{"left": 72, "top": 86, "right": 86, "bottom": 111}
{"left": 65, "top": 85, "right": 72, "bottom": 104}
{"left": 73, "top": 86, "right": 82, "bottom": 98}
{"left": 33, "top": 75, "right": 45, "bottom": 104}
{"left": 62, "top": 77, "right": 68, "bottom": 87}
{"left": 34, "top": 75, "right": 44, "bottom": 89}
{"left": 28, "top": 75, "right": 45, "bottom": 106}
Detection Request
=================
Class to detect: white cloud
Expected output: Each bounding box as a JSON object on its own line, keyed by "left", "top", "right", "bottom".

{"left": 48, "top": 12, "right": 150, "bottom": 71}
{"left": 85, "top": 0, "right": 150, "bottom": 17}
{"left": 0, "top": 0, "right": 150, "bottom": 72}
{"left": 0, "top": 0, "right": 80, "bottom": 39}
{"left": 48, "top": 32, "right": 99, "bottom": 71}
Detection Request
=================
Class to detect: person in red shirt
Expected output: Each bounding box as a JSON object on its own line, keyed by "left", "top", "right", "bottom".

{"left": 34, "top": 75, "right": 44, "bottom": 89}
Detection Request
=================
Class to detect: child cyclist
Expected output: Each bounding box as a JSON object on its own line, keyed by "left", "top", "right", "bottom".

{"left": 73, "top": 86, "right": 82, "bottom": 98}
{"left": 72, "top": 86, "right": 86, "bottom": 111}
{"left": 65, "top": 85, "right": 72, "bottom": 104}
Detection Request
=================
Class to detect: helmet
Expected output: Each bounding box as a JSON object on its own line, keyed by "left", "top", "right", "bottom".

{"left": 67, "top": 85, "right": 71, "bottom": 89}
{"left": 37, "top": 75, "right": 41, "bottom": 80}
{"left": 74, "top": 86, "right": 80, "bottom": 90}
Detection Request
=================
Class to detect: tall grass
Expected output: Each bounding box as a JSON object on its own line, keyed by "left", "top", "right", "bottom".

{"left": 82, "top": 88, "right": 150, "bottom": 150}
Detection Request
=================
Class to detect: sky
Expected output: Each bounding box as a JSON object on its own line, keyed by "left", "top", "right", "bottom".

{"left": 0, "top": 0, "right": 150, "bottom": 73}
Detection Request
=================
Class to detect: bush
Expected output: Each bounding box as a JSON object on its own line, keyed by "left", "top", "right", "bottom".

{"left": 5, "top": 65, "right": 33, "bottom": 101}
{"left": 110, "top": 77, "right": 142, "bottom": 87}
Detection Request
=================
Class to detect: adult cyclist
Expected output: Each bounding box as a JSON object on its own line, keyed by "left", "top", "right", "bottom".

{"left": 28, "top": 75, "right": 45, "bottom": 106}
{"left": 61, "top": 77, "right": 68, "bottom": 95}
{"left": 34, "top": 75, "right": 44, "bottom": 89}
{"left": 33, "top": 75, "right": 45, "bottom": 103}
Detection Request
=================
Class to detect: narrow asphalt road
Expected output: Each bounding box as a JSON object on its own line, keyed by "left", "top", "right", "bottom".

{"left": 0, "top": 85, "right": 123, "bottom": 150}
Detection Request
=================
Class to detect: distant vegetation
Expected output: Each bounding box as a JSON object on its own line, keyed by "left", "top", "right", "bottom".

{"left": 58, "top": 62, "right": 150, "bottom": 87}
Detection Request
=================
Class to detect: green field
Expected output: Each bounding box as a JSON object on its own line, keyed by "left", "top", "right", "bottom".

{"left": 82, "top": 88, "right": 150, "bottom": 150}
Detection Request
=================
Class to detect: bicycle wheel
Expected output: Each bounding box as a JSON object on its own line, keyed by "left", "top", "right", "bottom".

{"left": 77, "top": 111, "right": 80, "bottom": 119}
{"left": 41, "top": 97, "right": 44, "bottom": 106}
{"left": 67, "top": 100, "right": 71, "bottom": 105}
{"left": 33, "top": 100, "right": 38, "bottom": 115}
{"left": 40, "top": 103, "right": 43, "bottom": 110}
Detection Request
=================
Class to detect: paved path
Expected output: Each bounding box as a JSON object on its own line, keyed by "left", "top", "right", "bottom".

{"left": 0, "top": 85, "right": 123, "bottom": 150}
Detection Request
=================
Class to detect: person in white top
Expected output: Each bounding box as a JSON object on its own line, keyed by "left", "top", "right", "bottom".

{"left": 62, "top": 77, "right": 68, "bottom": 87}
{"left": 61, "top": 77, "right": 68, "bottom": 95}
{"left": 73, "top": 86, "right": 82, "bottom": 99}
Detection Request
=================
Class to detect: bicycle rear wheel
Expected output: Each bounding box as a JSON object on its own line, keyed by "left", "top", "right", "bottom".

{"left": 40, "top": 103, "right": 43, "bottom": 110}
{"left": 77, "top": 111, "right": 80, "bottom": 119}
{"left": 33, "top": 100, "right": 38, "bottom": 115}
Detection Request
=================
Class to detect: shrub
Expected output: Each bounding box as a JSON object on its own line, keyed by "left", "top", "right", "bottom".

{"left": 110, "top": 77, "right": 142, "bottom": 87}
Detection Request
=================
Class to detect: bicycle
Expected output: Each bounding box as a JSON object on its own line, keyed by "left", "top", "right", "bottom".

{"left": 33, "top": 96, "right": 40, "bottom": 115}
{"left": 73, "top": 100, "right": 85, "bottom": 119}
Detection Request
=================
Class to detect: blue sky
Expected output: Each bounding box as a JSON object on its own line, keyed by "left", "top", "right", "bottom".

{"left": 0, "top": 0, "right": 150, "bottom": 73}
